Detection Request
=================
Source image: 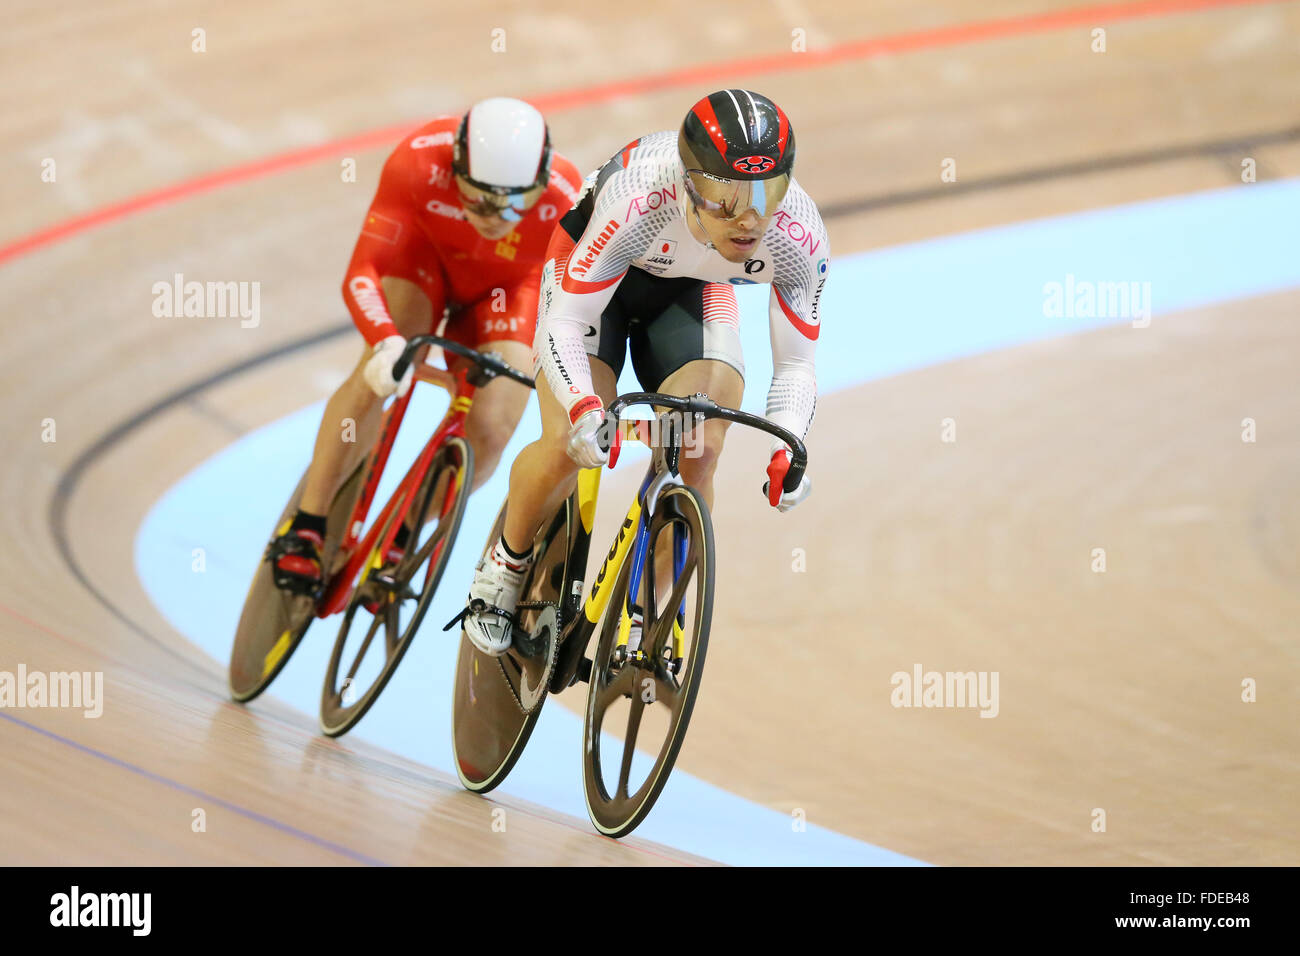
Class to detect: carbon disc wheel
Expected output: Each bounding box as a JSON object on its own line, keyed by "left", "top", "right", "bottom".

{"left": 452, "top": 496, "right": 573, "bottom": 793}
{"left": 229, "top": 459, "right": 365, "bottom": 703}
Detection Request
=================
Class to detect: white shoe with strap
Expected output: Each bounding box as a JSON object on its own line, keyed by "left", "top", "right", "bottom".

{"left": 461, "top": 540, "right": 531, "bottom": 657}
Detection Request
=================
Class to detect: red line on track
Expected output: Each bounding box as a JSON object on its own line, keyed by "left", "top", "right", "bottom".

{"left": 532, "top": 0, "right": 1280, "bottom": 111}
{"left": 0, "top": 0, "right": 1280, "bottom": 268}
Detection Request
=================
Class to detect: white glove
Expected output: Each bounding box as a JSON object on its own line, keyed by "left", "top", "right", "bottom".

{"left": 567, "top": 406, "right": 608, "bottom": 469}
{"left": 363, "top": 335, "right": 413, "bottom": 398}
{"left": 762, "top": 447, "right": 812, "bottom": 513}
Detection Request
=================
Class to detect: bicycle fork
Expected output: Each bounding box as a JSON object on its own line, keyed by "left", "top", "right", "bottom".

{"left": 618, "top": 529, "right": 688, "bottom": 659}
{"left": 610, "top": 479, "right": 688, "bottom": 664}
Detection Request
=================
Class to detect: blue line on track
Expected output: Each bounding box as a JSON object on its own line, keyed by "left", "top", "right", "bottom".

{"left": 0, "top": 710, "right": 389, "bottom": 866}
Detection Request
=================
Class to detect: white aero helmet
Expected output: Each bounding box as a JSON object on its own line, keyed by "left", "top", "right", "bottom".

{"left": 452, "top": 97, "right": 553, "bottom": 221}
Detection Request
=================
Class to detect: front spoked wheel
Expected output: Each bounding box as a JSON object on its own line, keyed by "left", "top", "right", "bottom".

{"left": 320, "top": 436, "right": 473, "bottom": 736}
{"left": 583, "top": 483, "right": 714, "bottom": 838}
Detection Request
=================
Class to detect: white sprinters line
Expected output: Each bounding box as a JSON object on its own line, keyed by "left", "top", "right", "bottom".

{"left": 121, "top": 59, "right": 252, "bottom": 151}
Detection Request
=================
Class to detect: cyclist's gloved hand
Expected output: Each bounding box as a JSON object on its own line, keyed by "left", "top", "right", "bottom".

{"left": 762, "top": 447, "right": 811, "bottom": 513}
{"left": 567, "top": 403, "right": 609, "bottom": 469}
{"left": 364, "top": 335, "right": 414, "bottom": 399}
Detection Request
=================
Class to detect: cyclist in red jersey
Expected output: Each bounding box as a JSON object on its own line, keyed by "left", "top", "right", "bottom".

{"left": 268, "top": 97, "right": 583, "bottom": 595}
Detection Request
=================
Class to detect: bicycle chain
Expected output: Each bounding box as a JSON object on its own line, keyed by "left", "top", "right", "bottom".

{"left": 499, "top": 601, "right": 561, "bottom": 715}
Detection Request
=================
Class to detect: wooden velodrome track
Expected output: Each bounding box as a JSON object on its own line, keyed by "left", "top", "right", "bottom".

{"left": 2, "top": 0, "right": 1297, "bottom": 864}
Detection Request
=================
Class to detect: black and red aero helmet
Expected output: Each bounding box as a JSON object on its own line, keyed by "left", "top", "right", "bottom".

{"left": 679, "top": 89, "right": 795, "bottom": 181}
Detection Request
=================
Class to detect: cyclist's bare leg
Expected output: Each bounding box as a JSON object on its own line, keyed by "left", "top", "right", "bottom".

{"left": 456, "top": 338, "right": 533, "bottom": 493}
{"left": 654, "top": 358, "right": 743, "bottom": 510}
{"left": 300, "top": 277, "right": 432, "bottom": 515}
{"left": 500, "top": 358, "right": 618, "bottom": 554}
{"left": 646, "top": 358, "right": 743, "bottom": 602}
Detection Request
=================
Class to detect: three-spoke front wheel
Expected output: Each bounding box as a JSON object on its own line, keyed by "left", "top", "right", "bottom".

{"left": 320, "top": 437, "right": 473, "bottom": 737}
{"left": 582, "top": 483, "right": 714, "bottom": 838}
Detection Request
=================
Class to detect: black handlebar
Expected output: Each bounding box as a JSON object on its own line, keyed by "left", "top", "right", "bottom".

{"left": 392, "top": 334, "right": 535, "bottom": 388}
{"left": 603, "top": 392, "right": 808, "bottom": 494}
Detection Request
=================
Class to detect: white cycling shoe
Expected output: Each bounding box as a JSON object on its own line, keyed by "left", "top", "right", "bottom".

{"left": 461, "top": 546, "right": 530, "bottom": 657}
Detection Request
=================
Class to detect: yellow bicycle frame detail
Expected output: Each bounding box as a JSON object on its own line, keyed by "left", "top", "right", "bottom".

{"left": 619, "top": 586, "right": 689, "bottom": 654}
{"left": 577, "top": 467, "right": 601, "bottom": 534}
{"left": 616, "top": 604, "right": 633, "bottom": 649}
{"left": 578, "top": 466, "right": 694, "bottom": 653}
{"left": 584, "top": 498, "right": 641, "bottom": 625}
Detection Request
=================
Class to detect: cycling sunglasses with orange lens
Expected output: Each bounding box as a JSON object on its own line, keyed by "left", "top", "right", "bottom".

{"left": 455, "top": 175, "right": 546, "bottom": 222}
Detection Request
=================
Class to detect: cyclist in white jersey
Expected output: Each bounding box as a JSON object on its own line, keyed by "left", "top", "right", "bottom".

{"left": 460, "top": 89, "right": 828, "bottom": 656}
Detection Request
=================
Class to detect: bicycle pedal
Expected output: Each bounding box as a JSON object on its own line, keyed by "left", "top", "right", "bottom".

{"left": 442, "top": 606, "right": 471, "bottom": 631}
{"left": 575, "top": 656, "right": 593, "bottom": 684}
{"left": 269, "top": 570, "right": 322, "bottom": 600}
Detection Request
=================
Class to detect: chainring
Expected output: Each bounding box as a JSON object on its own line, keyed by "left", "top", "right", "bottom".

{"left": 506, "top": 603, "right": 559, "bottom": 714}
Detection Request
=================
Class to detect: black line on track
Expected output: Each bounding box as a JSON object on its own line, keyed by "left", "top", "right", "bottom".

{"left": 818, "top": 124, "right": 1300, "bottom": 218}
{"left": 185, "top": 393, "right": 255, "bottom": 439}
{"left": 47, "top": 323, "right": 351, "bottom": 677}
{"left": 46, "top": 122, "right": 1300, "bottom": 653}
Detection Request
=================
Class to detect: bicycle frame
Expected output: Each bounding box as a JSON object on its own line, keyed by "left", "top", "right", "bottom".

{"left": 559, "top": 423, "right": 689, "bottom": 662}
{"left": 552, "top": 392, "right": 805, "bottom": 683}
{"left": 316, "top": 366, "right": 476, "bottom": 618}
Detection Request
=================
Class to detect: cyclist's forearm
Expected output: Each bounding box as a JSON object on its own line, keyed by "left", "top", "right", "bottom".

{"left": 765, "top": 359, "right": 817, "bottom": 448}
{"left": 766, "top": 286, "right": 819, "bottom": 447}
{"left": 537, "top": 318, "right": 601, "bottom": 423}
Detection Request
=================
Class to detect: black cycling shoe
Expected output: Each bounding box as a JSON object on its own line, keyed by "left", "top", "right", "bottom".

{"left": 266, "top": 527, "right": 324, "bottom": 596}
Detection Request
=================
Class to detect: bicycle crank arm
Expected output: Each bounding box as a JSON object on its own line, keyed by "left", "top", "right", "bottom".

{"left": 549, "top": 616, "right": 597, "bottom": 693}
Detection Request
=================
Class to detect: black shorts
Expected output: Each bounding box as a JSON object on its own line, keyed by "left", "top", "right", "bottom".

{"left": 584, "top": 267, "right": 746, "bottom": 390}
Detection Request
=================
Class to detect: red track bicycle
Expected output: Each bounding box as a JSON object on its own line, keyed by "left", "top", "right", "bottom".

{"left": 228, "top": 335, "right": 533, "bottom": 736}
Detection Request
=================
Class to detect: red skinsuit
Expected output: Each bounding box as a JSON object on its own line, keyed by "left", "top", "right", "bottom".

{"left": 342, "top": 115, "right": 583, "bottom": 350}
